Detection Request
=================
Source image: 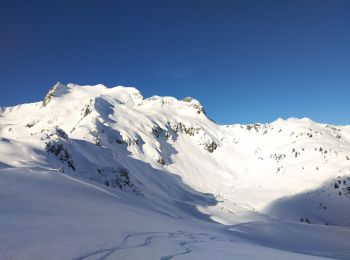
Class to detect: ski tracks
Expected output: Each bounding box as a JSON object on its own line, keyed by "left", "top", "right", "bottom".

{"left": 75, "top": 231, "right": 234, "bottom": 260}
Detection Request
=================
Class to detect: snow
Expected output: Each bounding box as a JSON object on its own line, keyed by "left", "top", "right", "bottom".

{"left": 0, "top": 83, "right": 349, "bottom": 259}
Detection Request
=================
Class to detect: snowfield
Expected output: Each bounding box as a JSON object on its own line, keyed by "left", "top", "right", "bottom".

{"left": 0, "top": 83, "right": 349, "bottom": 259}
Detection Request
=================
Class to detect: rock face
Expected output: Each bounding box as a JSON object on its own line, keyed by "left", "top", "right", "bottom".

{"left": 42, "top": 82, "right": 68, "bottom": 107}
{"left": 183, "top": 97, "right": 206, "bottom": 114}
{"left": 0, "top": 83, "right": 350, "bottom": 227}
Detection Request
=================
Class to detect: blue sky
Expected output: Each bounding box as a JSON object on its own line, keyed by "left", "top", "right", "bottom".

{"left": 1, "top": 0, "right": 349, "bottom": 124}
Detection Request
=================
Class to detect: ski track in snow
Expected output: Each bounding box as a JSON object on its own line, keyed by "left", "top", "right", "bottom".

{"left": 60, "top": 172, "right": 121, "bottom": 199}
{"left": 23, "top": 167, "right": 121, "bottom": 199}
{"left": 75, "top": 231, "right": 234, "bottom": 260}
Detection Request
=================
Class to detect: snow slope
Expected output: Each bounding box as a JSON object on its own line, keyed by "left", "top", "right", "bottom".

{"left": 0, "top": 82, "right": 350, "bottom": 259}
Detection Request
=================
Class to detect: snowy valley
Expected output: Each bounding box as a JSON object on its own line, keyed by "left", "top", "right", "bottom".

{"left": 1, "top": 83, "right": 350, "bottom": 259}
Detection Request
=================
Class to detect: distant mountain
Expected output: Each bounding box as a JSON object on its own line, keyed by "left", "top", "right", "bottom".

{"left": 1, "top": 83, "right": 349, "bottom": 259}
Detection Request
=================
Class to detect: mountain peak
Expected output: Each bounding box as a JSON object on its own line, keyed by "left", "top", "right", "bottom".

{"left": 105, "top": 85, "right": 144, "bottom": 105}
{"left": 42, "top": 82, "right": 69, "bottom": 107}
{"left": 182, "top": 96, "right": 206, "bottom": 115}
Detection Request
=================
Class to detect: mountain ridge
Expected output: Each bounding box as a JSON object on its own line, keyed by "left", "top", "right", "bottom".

{"left": 1, "top": 82, "right": 350, "bottom": 259}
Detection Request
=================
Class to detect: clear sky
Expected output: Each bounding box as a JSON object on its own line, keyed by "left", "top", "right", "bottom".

{"left": 1, "top": 0, "right": 349, "bottom": 125}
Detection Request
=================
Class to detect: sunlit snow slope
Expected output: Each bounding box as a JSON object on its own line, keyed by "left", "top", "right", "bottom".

{"left": 1, "top": 83, "right": 350, "bottom": 259}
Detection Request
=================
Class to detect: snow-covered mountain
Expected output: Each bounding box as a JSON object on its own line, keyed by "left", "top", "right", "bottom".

{"left": 1, "top": 83, "right": 350, "bottom": 259}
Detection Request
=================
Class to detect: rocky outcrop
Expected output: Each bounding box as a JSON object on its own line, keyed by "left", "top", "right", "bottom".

{"left": 42, "top": 82, "right": 68, "bottom": 107}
